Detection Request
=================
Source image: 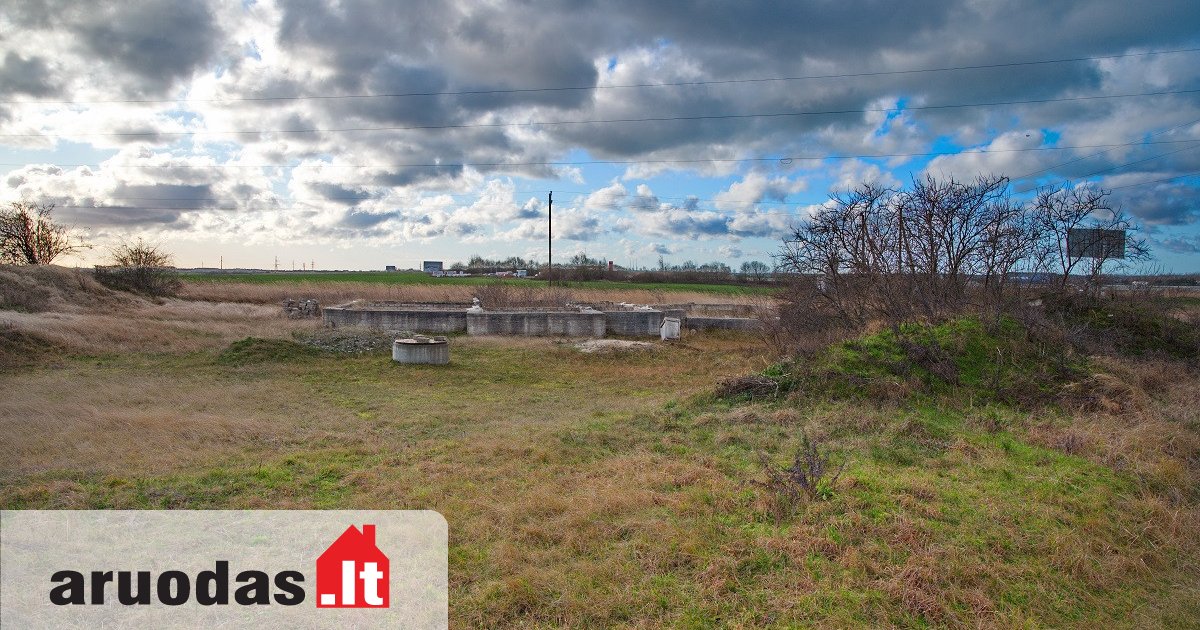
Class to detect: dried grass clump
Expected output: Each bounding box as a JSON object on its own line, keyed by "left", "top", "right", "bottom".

{"left": 471, "top": 282, "right": 575, "bottom": 309}
{"left": 0, "top": 299, "right": 318, "bottom": 356}
{"left": 0, "top": 264, "right": 141, "bottom": 312}
{"left": 1059, "top": 372, "right": 1148, "bottom": 415}
{"left": 180, "top": 279, "right": 762, "bottom": 308}
{"left": 714, "top": 374, "right": 780, "bottom": 400}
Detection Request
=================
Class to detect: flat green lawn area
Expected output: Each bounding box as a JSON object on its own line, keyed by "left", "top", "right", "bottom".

{"left": 2, "top": 328, "right": 1196, "bottom": 627}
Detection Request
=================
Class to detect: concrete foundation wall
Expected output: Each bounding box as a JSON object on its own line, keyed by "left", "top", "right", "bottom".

{"left": 685, "top": 316, "right": 762, "bottom": 332}
{"left": 323, "top": 301, "right": 764, "bottom": 337}
{"left": 467, "top": 310, "right": 606, "bottom": 337}
{"left": 602, "top": 310, "right": 664, "bottom": 336}
{"left": 324, "top": 307, "right": 467, "bottom": 332}
{"left": 657, "top": 303, "right": 758, "bottom": 318}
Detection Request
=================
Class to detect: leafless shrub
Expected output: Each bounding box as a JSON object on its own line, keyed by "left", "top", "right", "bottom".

{"left": 759, "top": 276, "right": 859, "bottom": 357}
{"left": 1031, "top": 184, "right": 1151, "bottom": 292}
{"left": 0, "top": 201, "right": 90, "bottom": 265}
{"left": 774, "top": 175, "right": 1153, "bottom": 339}
{"left": 777, "top": 175, "right": 1032, "bottom": 328}
{"left": 93, "top": 238, "right": 181, "bottom": 297}
{"left": 753, "top": 433, "right": 846, "bottom": 523}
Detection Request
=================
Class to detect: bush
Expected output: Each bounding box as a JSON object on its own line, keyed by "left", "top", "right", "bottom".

{"left": 753, "top": 433, "right": 845, "bottom": 523}
{"left": 93, "top": 238, "right": 181, "bottom": 297}
{"left": 1041, "top": 291, "right": 1200, "bottom": 360}
{"left": 93, "top": 265, "right": 181, "bottom": 297}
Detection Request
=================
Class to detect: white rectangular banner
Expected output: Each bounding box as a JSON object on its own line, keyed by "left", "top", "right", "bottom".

{"left": 1, "top": 510, "right": 447, "bottom": 629}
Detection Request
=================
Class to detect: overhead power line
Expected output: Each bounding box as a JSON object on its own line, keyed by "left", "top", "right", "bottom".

{"left": 1014, "top": 115, "right": 1200, "bottom": 183}
{"left": 8, "top": 138, "right": 1198, "bottom": 172}
{"left": 4, "top": 88, "right": 1197, "bottom": 139}
{"left": 1107, "top": 170, "right": 1200, "bottom": 190}
{"left": 6, "top": 139, "right": 1199, "bottom": 171}
{"left": 6, "top": 46, "right": 1198, "bottom": 106}
{"left": 45, "top": 167, "right": 1200, "bottom": 215}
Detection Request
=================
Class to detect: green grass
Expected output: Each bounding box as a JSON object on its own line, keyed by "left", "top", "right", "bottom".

{"left": 216, "top": 336, "right": 323, "bottom": 365}
{"left": 3, "top": 321, "right": 1197, "bottom": 627}
{"left": 773, "top": 315, "right": 1086, "bottom": 407}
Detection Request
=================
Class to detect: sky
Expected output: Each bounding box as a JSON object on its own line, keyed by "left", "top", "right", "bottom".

{"left": 1, "top": 0, "right": 1199, "bottom": 272}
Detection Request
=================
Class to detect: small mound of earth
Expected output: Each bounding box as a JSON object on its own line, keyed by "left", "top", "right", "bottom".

{"left": 296, "top": 328, "right": 398, "bottom": 354}
{"left": 573, "top": 339, "right": 657, "bottom": 353}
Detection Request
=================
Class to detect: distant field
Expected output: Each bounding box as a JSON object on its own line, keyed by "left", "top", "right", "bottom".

{"left": 178, "top": 271, "right": 777, "bottom": 297}
{"left": 179, "top": 271, "right": 509, "bottom": 285}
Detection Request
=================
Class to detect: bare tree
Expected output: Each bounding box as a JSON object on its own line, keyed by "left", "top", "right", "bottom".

{"left": 93, "top": 237, "right": 180, "bottom": 296}
{"left": 778, "top": 175, "right": 1035, "bottom": 328}
{"left": 1031, "top": 184, "right": 1151, "bottom": 290}
{"left": 740, "top": 260, "right": 772, "bottom": 281}
{"left": 108, "top": 237, "right": 174, "bottom": 267}
{"left": 0, "top": 201, "right": 90, "bottom": 265}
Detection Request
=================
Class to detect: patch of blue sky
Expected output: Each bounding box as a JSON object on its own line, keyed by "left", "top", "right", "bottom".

{"left": 874, "top": 97, "right": 908, "bottom": 137}
{"left": 895, "top": 134, "right": 962, "bottom": 175}
{"left": 164, "top": 108, "right": 203, "bottom": 127}
{"left": 0, "top": 141, "right": 116, "bottom": 171}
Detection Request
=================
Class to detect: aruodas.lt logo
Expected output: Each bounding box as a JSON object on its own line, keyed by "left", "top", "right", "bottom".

{"left": 316, "top": 524, "right": 390, "bottom": 608}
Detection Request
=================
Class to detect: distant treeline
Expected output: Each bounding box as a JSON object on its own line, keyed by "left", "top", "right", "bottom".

{"left": 450, "top": 253, "right": 778, "bottom": 285}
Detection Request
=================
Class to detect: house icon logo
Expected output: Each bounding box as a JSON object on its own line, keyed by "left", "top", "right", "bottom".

{"left": 316, "top": 524, "right": 390, "bottom": 608}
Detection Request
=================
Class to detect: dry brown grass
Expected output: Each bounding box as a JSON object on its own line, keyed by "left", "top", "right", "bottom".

{"left": 179, "top": 279, "right": 759, "bottom": 307}
{"left": 1030, "top": 356, "right": 1200, "bottom": 503}
{"left": 0, "top": 264, "right": 142, "bottom": 312}
{"left": 4, "top": 271, "right": 1199, "bottom": 626}
{"left": 0, "top": 368, "right": 344, "bottom": 476}
{"left": 0, "top": 299, "right": 320, "bottom": 355}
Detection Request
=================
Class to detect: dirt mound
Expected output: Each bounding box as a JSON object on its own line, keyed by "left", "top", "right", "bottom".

{"left": 573, "top": 339, "right": 657, "bottom": 353}
{"left": 0, "top": 265, "right": 141, "bottom": 313}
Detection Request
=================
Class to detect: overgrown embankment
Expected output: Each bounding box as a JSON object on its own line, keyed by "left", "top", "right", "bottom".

{"left": 707, "top": 296, "right": 1200, "bottom": 626}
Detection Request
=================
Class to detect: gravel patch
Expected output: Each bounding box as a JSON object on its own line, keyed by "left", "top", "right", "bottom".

{"left": 295, "top": 328, "right": 403, "bottom": 354}
{"left": 573, "top": 339, "right": 657, "bottom": 353}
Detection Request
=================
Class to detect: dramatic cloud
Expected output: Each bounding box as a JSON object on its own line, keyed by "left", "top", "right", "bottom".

{"left": 0, "top": 0, "right": 1197, "bottom": 268}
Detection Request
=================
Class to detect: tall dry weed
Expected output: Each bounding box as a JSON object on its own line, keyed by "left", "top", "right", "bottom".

{"left": 179, "top": 280, "right": 760, "bottom": 307}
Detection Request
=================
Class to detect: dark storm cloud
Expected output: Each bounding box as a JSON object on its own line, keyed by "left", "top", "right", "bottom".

{"left": 0, "top": 52, "right": 59, "bottom": 97}
{"left": 1156, "top": 235, "right": 1200, "bottom": 254}
{"left": 339, "top": 208, "right": 399, "bottom": 229}
{"left": 332, "top": 62, "right": 460, "bottom": 127}
{"left": 108, "top": 183, "right": 215, "bottom": 206}
{"left": 72, "top": 2, "right": 221, "bottom": 96}
{"left": 371, "top": 164, "right": 466, "bottom": 188}
{"left": 307, "top": 183, "right": 376, "bottom": 204}
{"left": 5, "top": 0, "right": 223, "bottom": 97}
{"left": 1111, "top": 182, "right": 1200, "bottom": 226}
{"left": 4, "top": 0, "right": 1200, "bottom": 251}
{"left": 59, "top": 203, "right": 189, "bottom": 227}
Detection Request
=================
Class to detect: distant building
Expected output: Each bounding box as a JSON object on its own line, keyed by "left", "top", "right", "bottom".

{"left": 385, "top": 265, "right": 397, "bottom": 272}
{"left": 423, "top": 261, "right": 443, "bottom": 275}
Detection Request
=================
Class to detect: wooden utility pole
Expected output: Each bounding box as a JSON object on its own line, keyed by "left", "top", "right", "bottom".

{"left": 547, "top": 191, "right": 553, "bottom": 288}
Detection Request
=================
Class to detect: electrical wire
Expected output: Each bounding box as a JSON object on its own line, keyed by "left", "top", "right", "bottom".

{"left": 5, "top": 140, "right": 1199, "bottom": 176}
{"left": 6, "top": 46, "right": 1198, "bottom": 106}
{"left": 4, "top": 88, "right": 1197, "bottom": 138}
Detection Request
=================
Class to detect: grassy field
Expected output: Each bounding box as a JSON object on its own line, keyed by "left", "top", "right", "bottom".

{"left": 2, "top": 268, "right": 1198, "bottom": 627}
{"left": 179, "top": 270, "right": 775, "bottom": 298}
